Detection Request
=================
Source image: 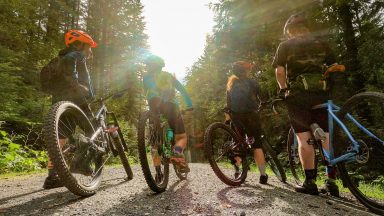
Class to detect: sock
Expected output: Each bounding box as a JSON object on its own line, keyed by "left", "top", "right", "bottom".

{"left": 258, "top": 164, "right": 266, "bottom": 176}
{"left": 173, "top": 146, "right": 183, "bottom": 154}
{"left": 304, "top": 169, "right": 317, "bottom": 181}
{"left": 326, "top": 166, "right": 337, "bottom": 180}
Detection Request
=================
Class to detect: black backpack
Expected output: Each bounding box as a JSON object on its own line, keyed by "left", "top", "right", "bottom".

{"left": 40, "top": 57, "right": 60, "bottom": 94}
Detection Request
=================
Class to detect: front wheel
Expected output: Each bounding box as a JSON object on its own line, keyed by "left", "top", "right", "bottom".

{"left": 43, "top": 101, "right": 103, "bottom": 196}
{"left": 262, "top": 139, "right": 287, "bottom": 183}
{"left": 287, "top": 127, "right": 305, "bottom": 185}
{"left": 138, "top": 111, "right": 170, "bottom": 193}
{"left": 204, "top": 122, "right": 248, "bottom": 186}
{"left": 335, "top": 92, "right": 384, "bottom": 214}
{"left": 112, "top": 133, "right": 133, "bottom": 180}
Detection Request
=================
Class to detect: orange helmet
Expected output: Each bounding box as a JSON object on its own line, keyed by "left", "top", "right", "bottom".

{"left": 65, "top": 30, "right": 97, "bottom": 48}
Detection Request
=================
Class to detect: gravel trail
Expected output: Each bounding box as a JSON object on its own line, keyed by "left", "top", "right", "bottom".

{"left": 0, "top": 164, "right": 377, "bottom": 216}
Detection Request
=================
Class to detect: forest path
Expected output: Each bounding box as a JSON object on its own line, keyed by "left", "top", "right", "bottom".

{"left": 0, "top": 164, "right": 376, "bottom": 216}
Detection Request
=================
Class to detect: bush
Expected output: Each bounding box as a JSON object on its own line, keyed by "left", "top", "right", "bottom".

{"left": 0, "top": 130, "right": 47, "bottom": 174}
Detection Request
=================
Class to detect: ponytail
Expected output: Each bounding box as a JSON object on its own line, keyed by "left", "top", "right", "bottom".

{"left": 227, "top": 75, "right": 239, "bottom": 91}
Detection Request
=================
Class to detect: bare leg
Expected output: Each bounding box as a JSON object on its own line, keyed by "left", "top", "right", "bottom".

{"left": 175, "top": 133, "right": 187, "bottom": 149}
{"left": 253, "top": 148, "right": 266, "bottom": 166}
{"left": 296, "top": 132, "right": 315, "bottom": 170}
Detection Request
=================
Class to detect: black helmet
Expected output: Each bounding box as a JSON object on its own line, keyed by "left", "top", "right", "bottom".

{"left": 144, "top": 54, "right": 165, "bottom": 68}
{"left": 284, "top": 14, "right": 308, "bottom": 35}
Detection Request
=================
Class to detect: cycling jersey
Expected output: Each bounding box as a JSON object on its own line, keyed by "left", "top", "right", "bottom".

{"left": 272, "top": 35, "right": 336, "bottom": 83}
{"left": 226, "top": 78, "right": 261, "bottom": 113}
{"left": 143, "top": 71, "right": 193, "bottom": 109}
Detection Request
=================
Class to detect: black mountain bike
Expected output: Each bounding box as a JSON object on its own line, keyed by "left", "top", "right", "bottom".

{"left": 137, "top": 110, "right": 188, "bottom": 193}
{"left": 204, "top": 101, "right": 286, "bottom": 186}
{"left": 43, "top": 92, "right": 133, "bottom": 197}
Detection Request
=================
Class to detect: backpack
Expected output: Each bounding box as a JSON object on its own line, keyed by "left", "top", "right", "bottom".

{"left": 40, "top": 57, "right": 60, "bottom": 94}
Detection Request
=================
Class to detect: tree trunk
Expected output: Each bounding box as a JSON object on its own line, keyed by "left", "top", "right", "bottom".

{"left": 337, "top": 0, "right": 364, "bottom": 90}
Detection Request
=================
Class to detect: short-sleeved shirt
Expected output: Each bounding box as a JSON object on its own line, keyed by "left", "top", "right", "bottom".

{"left": 272, "top": 35, "right": 336, "bottom": 83}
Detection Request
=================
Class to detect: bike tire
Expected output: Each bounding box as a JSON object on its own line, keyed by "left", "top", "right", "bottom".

{"left": 262, "top": 140, "right": 287, "bottom": 183}
{"left": 138, "top": 111, "right": 169, "bottom": 193}
{"left": 43, "top": 101, "right": 102, "bottom": 196}
{"left": 287, "top": 127, "right": 305, "bottom": 185}
{"left": 335, "top": 92, "right": 384, "bottom": 214}
{"left": 204, "top": 122, "right": 248, "bottom": 186}
{"left": 113, "top": 133, "right": 133, "bottom": 180}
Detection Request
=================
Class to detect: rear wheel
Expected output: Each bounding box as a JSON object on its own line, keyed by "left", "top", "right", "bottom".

{"left": 138, "top": 111, "right": 169, "bottom": 193}
{"left": 204, "top": 122, "right": 248, "bottom": 186}
{"left": 262, "top": 139, "right": 286, "bottom": 182}
{"left": 287, "top": 127, "right": 305, "bottom": 185}
{"left": 335, "top": 92, "right": 384, "bottom": 214}
{"left": 43, "top": 101, "right": 103, "bottom": 196}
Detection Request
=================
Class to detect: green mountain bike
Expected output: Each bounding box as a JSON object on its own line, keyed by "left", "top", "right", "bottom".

{"left": 138, "top": 110, "right": 187, "bottom": 193}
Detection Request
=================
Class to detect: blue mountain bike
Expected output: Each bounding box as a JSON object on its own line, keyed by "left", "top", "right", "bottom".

{"left": 287, "top": 92, "right": 384, "bottom": 214}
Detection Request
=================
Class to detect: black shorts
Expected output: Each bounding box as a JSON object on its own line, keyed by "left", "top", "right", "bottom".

{"left": 286, "top": 91, "right": 328, "bottom": 133}
{"left": 149, "top": 98, "right": 185, "bottom": 134}
{"left": 232, "top": 112, "right": 263, "bottom": 149}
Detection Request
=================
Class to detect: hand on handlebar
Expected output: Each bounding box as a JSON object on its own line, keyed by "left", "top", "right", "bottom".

{"left": 278, "top": 88, "right": 288, "bottom": 100}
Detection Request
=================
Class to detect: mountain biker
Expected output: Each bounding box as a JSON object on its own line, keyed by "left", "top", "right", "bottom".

{"left": 226, "top": 61, "right": 269, "bottom": 184}
{"left": 142, "top": 54, "right": 193, "bottom": 177}
{"left": 272, "top": 14, "right": 339, "bottom": 196}
{"left": 43, "top": 30, "right": 97, "bottom": 189}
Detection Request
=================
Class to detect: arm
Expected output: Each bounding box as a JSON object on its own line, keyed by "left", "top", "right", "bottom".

{"left": 272, "top": 42, "right": 288, "bottom": 90}
{"left": 275, "top": 66, "right": 288, "bottom": 89}
{"left": 143, "top": 75, "right": 158, "bottom": 100}
{"left": 174, "top": 78, "right": 193, "bottom": 109}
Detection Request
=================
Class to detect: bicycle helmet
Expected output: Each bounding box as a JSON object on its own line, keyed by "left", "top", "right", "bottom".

{"left": 65, "top": 30, "right": 97, "bottom": 48}
{"left": 144, "top": 54, "right": 165, "bottom": 68}
{"left": 283, "top": 14, "right": 308, "bottom": 35}
{"left": 232, "top": 61, "right": 253, "bottom": 76}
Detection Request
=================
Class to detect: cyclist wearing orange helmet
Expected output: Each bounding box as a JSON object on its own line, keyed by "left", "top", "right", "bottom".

{"left": 43, "top": 30, "right": 97, "bottom": 189}
{"left": 226, "top": 61, "right": 269, "bottom": 184}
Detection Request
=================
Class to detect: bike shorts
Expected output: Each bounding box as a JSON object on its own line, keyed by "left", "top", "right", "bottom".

{"left": 286, "top": 91, "right": 328, "bottom": 133}
{"left": 231, "top": 111, "right": 263, "bottom": 149}
{"left": 148, "top": 98, "right": 185, "bottom": 134}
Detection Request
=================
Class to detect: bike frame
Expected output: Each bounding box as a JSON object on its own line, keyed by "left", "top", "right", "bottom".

{"left": 88, "top": 102, "right": 128, "bottom": 153}
{"left": 292, "top": 100, "right": 384, "bottom": 166}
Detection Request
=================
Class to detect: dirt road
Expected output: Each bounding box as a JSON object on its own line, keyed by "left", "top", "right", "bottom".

{"left": 0, "top": 164, "right": 377, "bottom": 215}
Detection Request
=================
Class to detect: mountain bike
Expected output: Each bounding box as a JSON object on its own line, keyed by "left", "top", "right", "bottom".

{"left": 204, "top": 101, "right": 286, "bottom": 186}
{"left": 43, "top": 92, "right": 133, "bottom": 197}
{"left": 137, "top": 110, "right": 189, "bottom": 193}
{"left": 287, "top": 92, "right": 384, "bottom": 214}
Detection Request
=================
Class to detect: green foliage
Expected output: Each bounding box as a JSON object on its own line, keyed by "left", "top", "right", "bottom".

{"left": 0, "top": 130, "right": 47, "bottom": 174}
